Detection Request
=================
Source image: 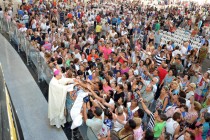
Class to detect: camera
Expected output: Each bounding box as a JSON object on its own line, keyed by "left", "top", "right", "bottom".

{"left": 83, "top": 96, "right": 90, "bottom": 103}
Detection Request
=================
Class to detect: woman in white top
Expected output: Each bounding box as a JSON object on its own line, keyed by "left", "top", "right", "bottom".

{"left": 31, "top": 17, "right": 37, "bottom": 31}
{"left": 113, "top": 106, "right": 127, "bottom": 132}
{"left": 166, "top": 112, "right": 181, "bottom": 140}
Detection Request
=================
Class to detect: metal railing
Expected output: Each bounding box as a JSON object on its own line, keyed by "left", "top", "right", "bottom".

{"left": 0, "top": 17, "right": 97, "bottom": 140}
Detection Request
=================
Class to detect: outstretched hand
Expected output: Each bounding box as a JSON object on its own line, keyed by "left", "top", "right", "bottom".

{"left": 87, "top": 85, "right": 92, "bottom": 90}
{"left": 87, "top": 79, "right": 92, "bottom": 83}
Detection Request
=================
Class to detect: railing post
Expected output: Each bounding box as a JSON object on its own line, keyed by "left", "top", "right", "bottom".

{"left": 0, "top": 18, "right": 2, "bottom": 31}
{"left": 26, "top": 44, "right": 29, "bottom": 66}
{"left": 9, "top": 22, "right": 11, "bottom": 41}
{"left": 6, "top": 20, "right": 10, "bottom": 34}
{"left": 71, "top": 129, "right": 74, "bottom": 140}
{"left": 18, "top": 33, "right": 20, "bottom": 53}
{"left": 14, "top": 27, "right": 18, "bottom": 44}
{"left": 37, "top": 52, "right": 41, "bottom": 83}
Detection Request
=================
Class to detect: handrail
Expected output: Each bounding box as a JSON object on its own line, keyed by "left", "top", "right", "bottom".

{"left": 0, "top": 17, "right": 97, "bottom": 140}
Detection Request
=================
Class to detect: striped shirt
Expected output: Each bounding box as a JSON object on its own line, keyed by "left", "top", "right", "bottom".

{"left": 147, "top": 113, "right": 155, "bottom": 130}
{"left": 154, "top": 54, "right": 166, "bottom": 66}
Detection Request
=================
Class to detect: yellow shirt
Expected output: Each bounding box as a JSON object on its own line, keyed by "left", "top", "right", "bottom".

{"left": 96, "top": 25, "right": 102, "bottom": 33}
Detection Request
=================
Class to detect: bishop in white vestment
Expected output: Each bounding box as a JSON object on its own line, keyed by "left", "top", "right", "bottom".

{"left": 48, "top": 70, "right": 75, "bottom": 128}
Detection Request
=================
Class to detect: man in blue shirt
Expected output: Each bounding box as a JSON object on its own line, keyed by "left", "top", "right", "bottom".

{"left": 111, "top": 16, "right": 117, "bottom": 26}
{"left": 18, "top": 8, "right": 24, "bottom": 18}
{"left": 154, "top": 31, "right": 162, "bottom": 49}
{"left": 187, "top": 41, "right": 192, "bottom": 52}
{"left": 133, "top": 24, "right": 141, "bottom": 34}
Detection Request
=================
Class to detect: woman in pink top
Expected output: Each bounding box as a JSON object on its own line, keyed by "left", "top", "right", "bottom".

{"left": 98, "top": 42, "right": 106, "bottom": 53}
{"left": 194, "top": 122, "right": 203, "bottom": 140}
{"left": 102, "top": 79, "right": 112, "bottom": 94}
{"left": 133, "top": 118, "right": 143, "bottom": 140}
{"left": 121, "top": 62, "right": 130, "bottom": 74}
{"left": 43, "top": 38, "right": 52, "bottom": 51}
{"left": 103, "top": 43, "right": 112, "bottom": 60}
{"left": 135, "top": 39, "right": 141, "bottom": 51}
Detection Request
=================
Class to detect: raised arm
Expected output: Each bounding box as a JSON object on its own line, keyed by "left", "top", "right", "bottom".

{"left": 139, "top": 98, "right": 152, "bottom": 115}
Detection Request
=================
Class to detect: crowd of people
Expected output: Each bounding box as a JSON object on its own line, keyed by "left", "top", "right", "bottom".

{"left": 1, "top": 0, "right": 210, "bottom": 140}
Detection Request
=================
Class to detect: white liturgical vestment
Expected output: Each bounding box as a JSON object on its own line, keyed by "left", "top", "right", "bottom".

{"left": 48, "top": 77, "right": 74, "bottom": 128}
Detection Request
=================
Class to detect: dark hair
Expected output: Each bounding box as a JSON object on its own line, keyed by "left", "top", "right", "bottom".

{"left": 94, "top": 107, "right": 102, "bottom": 116}
{"left": 87, "top": 109, "right": 94, "bottom": 119}
{"left": 180, "top": 105, "right": 188, "bottom": 112}
{"left": 144, "top": 58, "right": 152, "bottom": 65}
{"left": 173, "top": 112, "right": 181, "bottom": 121}
{"left": 175, "top": 46, "right": 179, "bottom": 50}
{"left": 99, "top": 71, "right": 105, "bottom": 79}
{"left": 177, "top": 58, "right": 182, "bottom": 61}
{"left": 136, "top": 56, "right": 141, "bottom": 60}
{"left": 57, "top": 57, "right": 63, "bottom": 64}
{"left": 126, "top": 82, "right": 132, "bottom": 91}
{"left": 137, "top": 109, "right": 145, "bottom": 119}
{"left": 109, "top": 90, "right": 114, "bottom": 98}
{"left": 50, "top": 57, "right": 55, "bottom": 63}
{"left": 128, "top": 119, "right": 136, "bottom": 129}
{"left": 104, "top": 108, "right": 113, "bottom": 120}
{"left": 178, "top": 97, "right": 186, "bottom": 105}
{"left": 61, "top": 42, "right": 65, "bottom": 48}
{"left": 108, "top": 71, "right": 113, "bottom": 77}
{"left": 124, "top": 72, "right": 129, "bottom": 80}
{"left": 105, "top": 95, "right": 111, "bottom": 103}
{"left": 61, "top": 67, "right": 66, "bottom": 73}
{"left": 144, "top": 129, "right": 154, "bottom": 139}
{"left": 117, "top": 97, "right": 125, "bottom": 104}
{"left": 74, "top": 58, "right": 79, "bottom": 64}
{"left": 159, "top": 114, "right": 167, "bottom": 121}
{"left": 179, "top": 90, "right": 186, "bottom": 98}
{"left": 204, "top": 112, "right": 210, "bottom": 122}
{"left": 156, "top": 109, "right": 162, "bottom": 115}
{"left": 118, "top": 84, "right": 124, "bottom": 90}
{"left": 98, "top": 82, "right": 103, "bottom": 90}
{"left": 185, "top": 130, "right": 195, "bottom": 140}
{"left": 77, "top": 70, "right": 84, "bottom": 76}
{"left": 163, "top": 132, "right": 172, "bottom": 140}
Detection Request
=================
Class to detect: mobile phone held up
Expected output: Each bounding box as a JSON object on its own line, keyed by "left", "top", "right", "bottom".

{"left": 83, "top": 96, "right": 90, "bottom": 103}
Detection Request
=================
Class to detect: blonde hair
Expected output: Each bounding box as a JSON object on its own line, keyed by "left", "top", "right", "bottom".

{"left": 133, "top": 117, "right": 142, "bottom": 127}
{"left": 194, "top": 101, "right": 202, "bottom": 112}
{"left": 172, "top": 81, "right": 179, "bottom": 88}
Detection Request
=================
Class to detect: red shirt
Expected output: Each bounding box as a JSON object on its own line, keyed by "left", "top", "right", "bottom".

{"left": 118, "top": 57, "right": 125, "bottom": 64}
{"left": 87, "top": 54, "right": 99, "bottom": 62}
{"left": 81, "top": 11, "right": 84, "bottom": 18}
{"left": 96, "top": 15, "right": 101, "bottom": 23}
{"left": 67, "top": 13, "right": 73, "bottom": 19}
{"left": 157, "top": 66, "right": 168, "bottom": 84}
